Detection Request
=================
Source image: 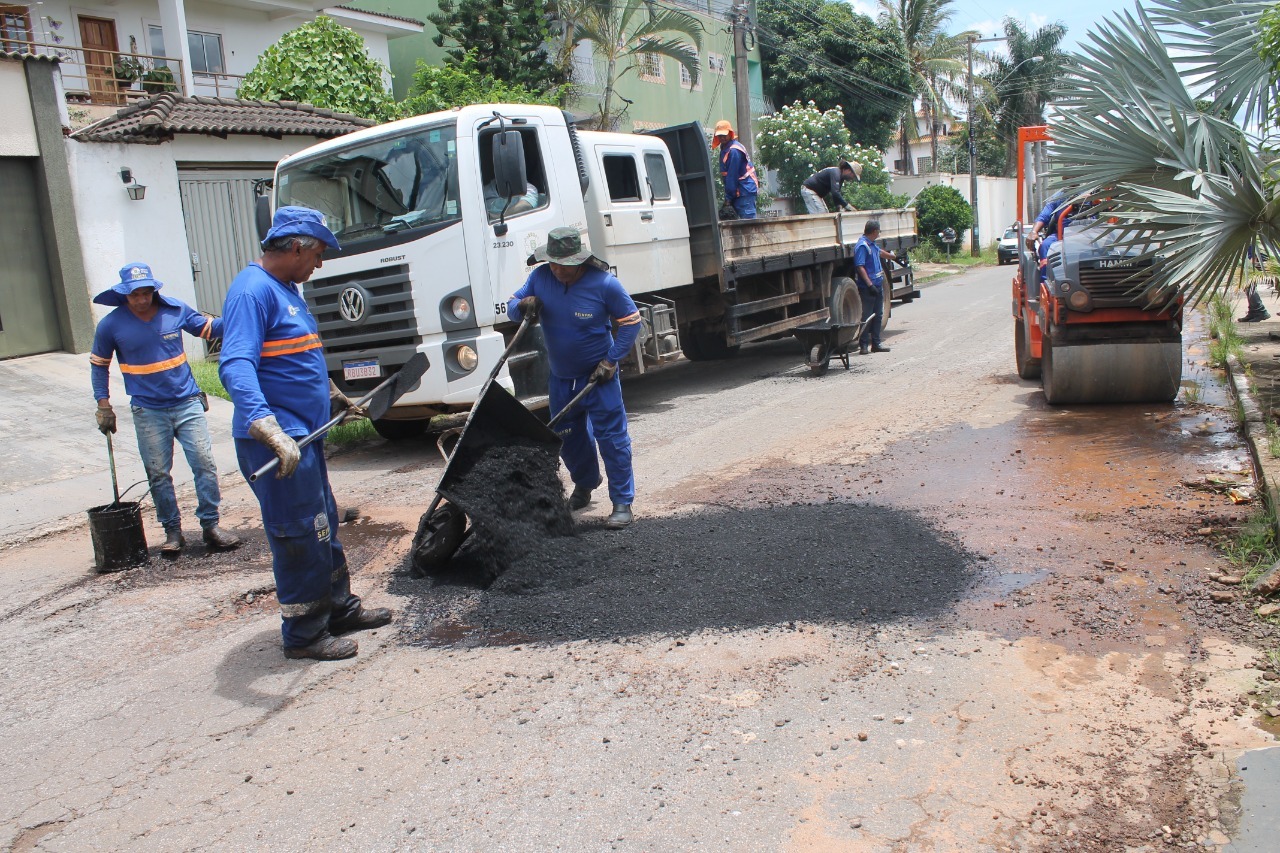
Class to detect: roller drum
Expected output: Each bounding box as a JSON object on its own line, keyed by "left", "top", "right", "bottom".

{"left": 1042, "top": 339, "right": 1182, "bottom": 405}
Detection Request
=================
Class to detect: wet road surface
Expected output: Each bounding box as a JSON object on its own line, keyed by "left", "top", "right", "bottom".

{"left": 1, "top": 264, "right": 1278, "bottom": 851}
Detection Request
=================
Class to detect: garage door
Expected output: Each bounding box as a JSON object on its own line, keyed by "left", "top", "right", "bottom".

{"left": 178, "top": 169, "right": 271, "bottom": 317}
{"left": 0, "top": 157, "right": 61, "bottom": 359}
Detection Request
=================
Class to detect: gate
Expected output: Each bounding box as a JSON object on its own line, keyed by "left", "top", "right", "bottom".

{"left": 0, "top": 157, "right": 62, "bottom": 359}
{"left": 178, "top": 169, "right": 271, "bottom": 318}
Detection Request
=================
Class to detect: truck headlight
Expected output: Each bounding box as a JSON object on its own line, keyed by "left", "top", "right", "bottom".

{"left": 452, "top": 344, "right": 478, "bottom": 372}
{"left": 450, "top": 296, "right": 471, "bottom": 322}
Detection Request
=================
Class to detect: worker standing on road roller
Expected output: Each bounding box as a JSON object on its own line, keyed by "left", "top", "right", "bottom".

{"left": 855, "top": 220, "right": 896, "bottom": 355}
{"left": 218, "top": 206, "right": 390, "bottom": 662}
{"left": 712, "top": 120, "right": 759, "bottom": 220}
{"left": 89, "top": 262, "right": 241, "bottom": 557}
{"left": 507, "top": 227, "right": 643, "bottom": 530}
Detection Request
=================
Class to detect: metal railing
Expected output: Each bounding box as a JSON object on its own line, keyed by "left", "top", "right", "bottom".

{"left": 10, "top": 41, "right": 244, "bottom": 105}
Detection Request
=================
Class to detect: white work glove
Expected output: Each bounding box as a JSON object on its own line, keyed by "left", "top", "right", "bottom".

{"left": 248, "top": 415, "right": 301, "bottom": 478}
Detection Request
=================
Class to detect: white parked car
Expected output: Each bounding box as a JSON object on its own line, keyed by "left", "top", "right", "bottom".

{"left": 997, "top": 226, "right": 1019, "bottom": 265}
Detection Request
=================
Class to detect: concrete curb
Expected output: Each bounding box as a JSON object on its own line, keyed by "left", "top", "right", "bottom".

{"left": 1224, "top": 353, "right": 1280, "bottom": 543}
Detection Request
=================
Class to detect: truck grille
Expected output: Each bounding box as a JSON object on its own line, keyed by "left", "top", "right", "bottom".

{"left": 304, "top": 264, "right": 420, "bottom": 355}
{"left": 1078, "top": 263, "right": 1155, "bottom": 308}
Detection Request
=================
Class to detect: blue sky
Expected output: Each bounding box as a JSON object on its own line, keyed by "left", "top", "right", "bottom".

{"left": 847, "top": 0, "right": 1121, "bottom": 54}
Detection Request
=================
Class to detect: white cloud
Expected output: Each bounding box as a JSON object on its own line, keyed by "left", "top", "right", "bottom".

{"left": 845, "top": 0, "right": 878, "bottom": 18}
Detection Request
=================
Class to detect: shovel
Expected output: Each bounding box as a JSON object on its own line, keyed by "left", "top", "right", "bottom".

{"left": 249, "top": 352, "right": 430, "bottom": 482}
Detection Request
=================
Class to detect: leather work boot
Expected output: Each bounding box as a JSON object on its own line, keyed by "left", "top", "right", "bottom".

{"left": 330, "top": 606, "right": 393, "bottom": 636}
{"left": 202, "top": 526, "right": 241, "bottom": 551}
{"left": 283, "top": 635, "right": 358, "bottom": 661}
{"left": 871, "top": 344, "right": 892, "bottom": 353}
{"left": 160, "top": 529, "right": 185, "bottom": 557}
{"left": 859, "top": 343, "right": 870, "bottom": 355}
{"left": 1240, "top": 311, "right": 1271, "bottom": 323}
{"left": 604, "top": 504, "right": 633, "bottom": 530}
{"left": 569, "top": 479, "right": 602, "bottom": 511}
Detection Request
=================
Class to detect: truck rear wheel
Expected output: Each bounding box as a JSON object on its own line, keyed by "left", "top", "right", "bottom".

{"left": 1015, "top": 318, "right": 1041, "bottom": 379}
{"left": 829, "top": 277, "right": 862, "bottom": 326}
{"left": 372, "top": 417, "right": 429, "bottom": 441}
{"left": 879, "top": 286, "right": 892, "bottom": 334}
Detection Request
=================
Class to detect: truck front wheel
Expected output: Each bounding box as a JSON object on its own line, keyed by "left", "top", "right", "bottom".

{"left": 372, "top": 417, "right": 429, "bottom": 441}
{"left": 829, "top": 277, "right": 862, "bottom": 326}
{"left": 681, "top": 322, "right": 740, "bottom": 361}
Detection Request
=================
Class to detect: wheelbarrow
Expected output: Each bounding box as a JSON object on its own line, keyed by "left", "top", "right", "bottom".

{"left": 794, "top": 320, "right": 863, "bottom": 376}
{"left": 410, "top": 315, "right": 598, "bottom": 576}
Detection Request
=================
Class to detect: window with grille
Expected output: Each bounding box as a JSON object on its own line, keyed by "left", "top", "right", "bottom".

{"left": 638, "top": 52, "right": 663, "bottom": 82}
{"left": 707, "top": 53, "right": 726, "bottom": 74}
{"left": 679, "top": 60, "right": 701, "bottom": 91}
{"left": 1, "top": 5, "right": 32, "bottom": 53}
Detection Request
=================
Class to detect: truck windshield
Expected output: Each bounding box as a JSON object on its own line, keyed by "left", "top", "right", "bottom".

{"left": 276, "top": 122, "right": 461, "bottom": 248}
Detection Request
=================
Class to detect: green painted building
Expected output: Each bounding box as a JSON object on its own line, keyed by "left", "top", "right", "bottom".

{"left": 350, "top": 0, "right": 765, "bottom": 133}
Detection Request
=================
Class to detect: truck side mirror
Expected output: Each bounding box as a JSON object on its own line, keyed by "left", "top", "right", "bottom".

{"left": 491, "top": 131, "right": 527, "bottom": 236}
{"left": 255, "top": 195, "right": 272, "bottom": 243}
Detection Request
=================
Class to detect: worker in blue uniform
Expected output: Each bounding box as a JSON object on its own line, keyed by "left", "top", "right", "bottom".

{"left": 854, "top": 220, "right": 895, "bottom": 355}
{"left": 507, "top": 227, "right": 643, "bottom": 529}
{"left": 712, "top": 120, "right": 759, "bottom": 220}
{"left": 219, "top": 206, "right": 390, "bottom": 661}
{"left": 90, "top": 262, "right": 240, "bottom": 556}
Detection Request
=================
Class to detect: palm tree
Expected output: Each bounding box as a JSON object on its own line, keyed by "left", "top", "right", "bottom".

{"left": 989, "top": 18, "right": 1068, "bottom": 176}
{"left": 1047, "top": 0, "right": 1279, "bottom": 305}
{"left": 878, "top": 0, "right": 973, "bottom": 175}
{"left": 570, "top": 0, "right": 703, "bottom": 130}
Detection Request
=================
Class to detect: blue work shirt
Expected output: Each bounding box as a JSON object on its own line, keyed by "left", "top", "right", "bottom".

{"left": 507, "top": 265, "right": 643, "bottom": 379}
{"left": 90, "top": 297, "right": 221, "bottom": 409}
{"left": 719, "top": 140, "right": 758, "bottom": 200}
{"left": 854, "top": 235, "right": 885, "bottom": 290}
{"left": 218, "top": 263, "right": 329, "bottom": 439}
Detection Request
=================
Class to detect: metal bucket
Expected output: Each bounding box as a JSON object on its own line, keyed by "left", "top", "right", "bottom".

{"left": 87, "top": 501, "right": 149, "bottom": 573}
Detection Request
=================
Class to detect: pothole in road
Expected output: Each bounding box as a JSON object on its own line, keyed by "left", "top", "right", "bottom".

{"left": 391, "top": 503, "right": 981, "bottom": 647}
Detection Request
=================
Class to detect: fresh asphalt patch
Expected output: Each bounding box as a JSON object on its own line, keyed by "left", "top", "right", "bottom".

{"left": 392, "top": 502, "right": 981, "bottom": 647}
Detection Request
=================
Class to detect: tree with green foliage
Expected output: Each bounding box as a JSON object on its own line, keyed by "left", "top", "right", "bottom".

{"left": 913, "top": 183, "right": 972, "bottom": 248}
{"left": 989, "top": 17, "right": 1069, "bottom": 175}
{"left": 1047, "top": 0, "right": 1278, "bottom": 305}
{"left": 877, "top": 0, "right": 975, "bottom": 175}
{"left": 571, "top": 0, "right": 703, "bottom": 130}
{"left": 757, "top": 0, "right": 912, "bottom": 150}
{"left": 429, "top": 0, "right": 564, "bottom": 95}
{"left": 237, "top": 16, "right": 394, "bottom": 121}
{"left": 399, "top": 51, "right": 567, "bottom": 117}
{"left": 934, "top": 115, "right": 1005, "bottom": 175}
{"left": 756, "top": 102, "right": 900, "bottom": 206}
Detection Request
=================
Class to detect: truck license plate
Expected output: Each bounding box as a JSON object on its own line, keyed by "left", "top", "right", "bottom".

{"left": 342, "top": 359, "right": 381, "bottom": 381}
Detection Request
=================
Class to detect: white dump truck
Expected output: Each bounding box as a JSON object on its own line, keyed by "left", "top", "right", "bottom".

{"left": 263, "top": 104, "right": 918, "bottom": 438}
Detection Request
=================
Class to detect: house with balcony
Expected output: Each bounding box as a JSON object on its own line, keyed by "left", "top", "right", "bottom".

{"left": 0, "top": 0, "right": 421, "bottom": 120}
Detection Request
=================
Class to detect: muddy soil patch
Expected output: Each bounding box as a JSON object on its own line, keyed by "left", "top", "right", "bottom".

{"left": 393, "top": 502, "right": 980, "bottom": 646}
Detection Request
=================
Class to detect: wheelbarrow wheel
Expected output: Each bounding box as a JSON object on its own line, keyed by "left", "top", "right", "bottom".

{"left": 808, "top": 342, "right": 831, "bottom": 376}
{"left": 411, "top": 501, "right": 468, "bottom": 576}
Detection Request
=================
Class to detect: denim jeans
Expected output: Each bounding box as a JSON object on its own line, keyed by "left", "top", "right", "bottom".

{"left": 131, "top": 396, "right": 221, "bottom": 532}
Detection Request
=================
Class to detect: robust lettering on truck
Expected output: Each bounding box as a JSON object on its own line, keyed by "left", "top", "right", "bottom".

{"left": 380, "top": 255, "right": 406, "bottom": 264}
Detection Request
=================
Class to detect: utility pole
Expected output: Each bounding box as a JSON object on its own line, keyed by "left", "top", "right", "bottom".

{"left": 966, "top": 34, "right": 1008, "bottom": 258}
{"left": 732, "top": 1, "right": 753, "bottom": 157}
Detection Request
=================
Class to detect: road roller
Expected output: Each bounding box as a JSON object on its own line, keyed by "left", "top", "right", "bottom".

{"left": 1011, "top": 126, "right": 1182, "bottom": 405}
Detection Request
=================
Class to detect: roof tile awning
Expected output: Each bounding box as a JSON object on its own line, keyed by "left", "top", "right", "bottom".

{"left": 70, "top": 93, "right": 375, "bottom": 144}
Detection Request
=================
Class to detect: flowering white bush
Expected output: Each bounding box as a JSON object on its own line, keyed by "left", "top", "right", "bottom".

{"left": 755, "top": 101, "right": 890, "bottom": 201}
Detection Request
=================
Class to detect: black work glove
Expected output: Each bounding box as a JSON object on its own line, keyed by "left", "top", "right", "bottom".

{"left": 95, "top": 405, "right": 117, "bottom": 435}
{"left": 591, "top": 360, "right": 618, "bottom": 383}
{"left": 518, "top": 296, "right": 542, "bottom": 321}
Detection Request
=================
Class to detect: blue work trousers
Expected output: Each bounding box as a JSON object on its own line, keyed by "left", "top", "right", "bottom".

{"left": 732, "top": 193, "right": 757, "bottom": 220}
{"left": 235, "top": 438, "right": 361, "bottom": 649}
{"left": 858, "top": 286, "right": 883, "bottom": 348}
{"left": 550, "top": 373, "right": 635, "bottom": 505}
{"left": 131, "top": 396, "right": 221, "bottom": 532}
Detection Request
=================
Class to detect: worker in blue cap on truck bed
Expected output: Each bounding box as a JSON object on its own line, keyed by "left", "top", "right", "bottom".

{"left": 90, "top": 262, "right": 240, "bottom": 556}
{"left": 219, "top": 205, "right": 391, "bottom": 662}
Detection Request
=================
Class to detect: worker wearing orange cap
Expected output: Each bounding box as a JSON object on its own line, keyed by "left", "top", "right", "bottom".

{"left": 711, "top": 120, "right": 758, "bottom": 219}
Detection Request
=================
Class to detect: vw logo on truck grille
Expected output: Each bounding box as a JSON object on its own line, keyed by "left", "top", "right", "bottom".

{"left": 338, "top": 286, "right": 369, "bottom": 324}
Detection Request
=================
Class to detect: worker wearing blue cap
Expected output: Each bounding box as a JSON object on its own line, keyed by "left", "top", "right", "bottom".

{"left": 90, "top": 262, "right": 241, "bottom": 556}
{"left": 219, "top": 205, "right": 390, "bottom": 661}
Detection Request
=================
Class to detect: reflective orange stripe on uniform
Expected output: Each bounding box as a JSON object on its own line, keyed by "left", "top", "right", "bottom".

{"left": 261, "top": 333, "right": 322, "bottom": 358}
{"left": 617, "top": 311, "right": 643, "bottom": 326}
{"left": 120, "top": 352, "right": 187, "bottom": 375}
{"left": 200, "top": 318, "right": 214, "bottom": 340}
{"left": 89, "top": 354, "right": 112, "bottom": 367}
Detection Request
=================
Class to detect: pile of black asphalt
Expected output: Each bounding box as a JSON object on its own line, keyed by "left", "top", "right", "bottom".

{"left": 398, "top": 435, "right": 980, "bottom": 644}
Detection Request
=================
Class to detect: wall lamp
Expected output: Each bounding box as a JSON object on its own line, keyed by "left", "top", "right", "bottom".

{"left": 120, "top": 167, "right": 146, "bottom": 201}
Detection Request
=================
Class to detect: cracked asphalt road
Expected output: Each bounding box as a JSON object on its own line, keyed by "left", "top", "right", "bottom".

{"left": 2, "top": 264, "right": 1277, "bottom": 851}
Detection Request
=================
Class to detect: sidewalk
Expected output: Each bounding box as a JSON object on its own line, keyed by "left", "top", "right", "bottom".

{"left": 0, "top": 352, "right": 241, "bottom": 547}
{"left": 1224, "top": 294, "right": 1280, "bottom": 536}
